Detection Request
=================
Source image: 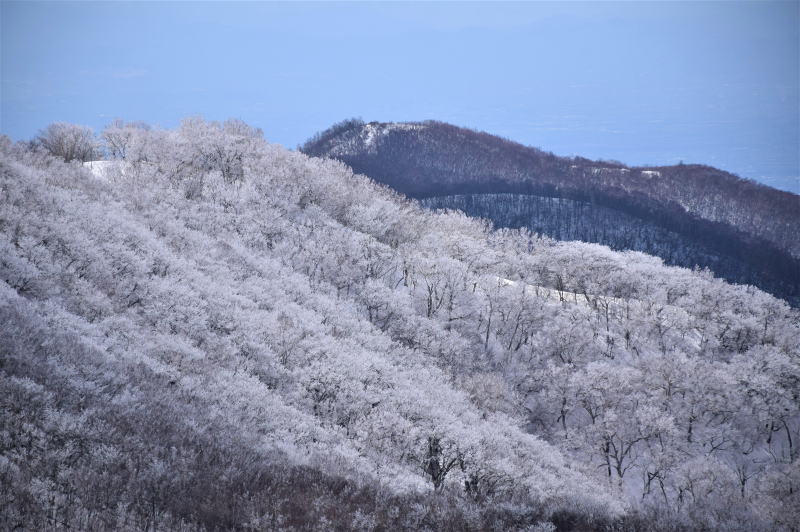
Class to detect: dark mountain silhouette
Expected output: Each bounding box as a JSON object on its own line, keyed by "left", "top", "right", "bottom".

{"left": 301, "top": 119, "right": 800, "bottom": 305}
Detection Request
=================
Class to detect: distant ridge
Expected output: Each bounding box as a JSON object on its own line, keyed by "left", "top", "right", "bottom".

{"left": 302, "top": 119, "right": 800, "bottom": 305}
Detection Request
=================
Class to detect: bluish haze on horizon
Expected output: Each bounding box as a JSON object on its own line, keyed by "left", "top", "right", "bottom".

{"left": 2, "top": 1, "right": 798, "bottom": 193}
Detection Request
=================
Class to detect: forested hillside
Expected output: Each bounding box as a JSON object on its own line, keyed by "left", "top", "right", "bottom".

{"left": 301, "top": 120, "right": 800, "bottom": 306}
{"left": 1, "top": 119, "right": 799, "bottom": 531}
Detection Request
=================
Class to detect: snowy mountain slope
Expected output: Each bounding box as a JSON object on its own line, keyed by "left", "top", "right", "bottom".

{"left": 2, "top": 121, "right": 799, "bottom": 531}
{"left": 1, "top": 129, "right": 621, "bottom": 531}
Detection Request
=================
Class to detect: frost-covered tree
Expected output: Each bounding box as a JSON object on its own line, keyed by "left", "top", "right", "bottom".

{"left": 33, "top": 122, "right": 100, "bottom": 162}
{"left": 101, "top": 119, "right": 151, "bottom": 160}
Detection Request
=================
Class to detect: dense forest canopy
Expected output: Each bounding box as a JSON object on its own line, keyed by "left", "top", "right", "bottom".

{"left": 302, "top": 119, "right": 800, "bottom": 306}
{"left": 1, "top": 119, "right": 799, "bottom": 531}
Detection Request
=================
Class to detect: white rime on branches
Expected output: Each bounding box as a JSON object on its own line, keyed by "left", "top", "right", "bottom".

{"left": 0, "top": 118, "right": 797, "bottom": 531}
{"left": 33, "top": 122, "right": 100, "bottom": 162}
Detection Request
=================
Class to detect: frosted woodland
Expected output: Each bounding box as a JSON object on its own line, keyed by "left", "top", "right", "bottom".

{"left": 1, "top": 119, "right": 798, "bottom": 531}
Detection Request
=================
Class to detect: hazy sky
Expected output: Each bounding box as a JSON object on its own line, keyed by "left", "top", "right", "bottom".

{"left": 2, "top": 1, "right": 798, "bottom": 192}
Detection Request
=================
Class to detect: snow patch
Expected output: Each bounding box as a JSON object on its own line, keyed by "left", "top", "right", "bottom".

{"left": 587, "top": 167, "right": 630, "bottom": 177}
{"left": 83, "top": 160, "right": 119, "bottom": 180}
{"left": 362, "top": 123, "right": 380, "bottom": 148}
{"left": 361, "top": 123, "right": 426, "bottom": 149}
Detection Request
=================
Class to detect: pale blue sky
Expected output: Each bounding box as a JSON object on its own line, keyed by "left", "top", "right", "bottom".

{"left": 2, "top": 1, "right": 798, "bottom": 192}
